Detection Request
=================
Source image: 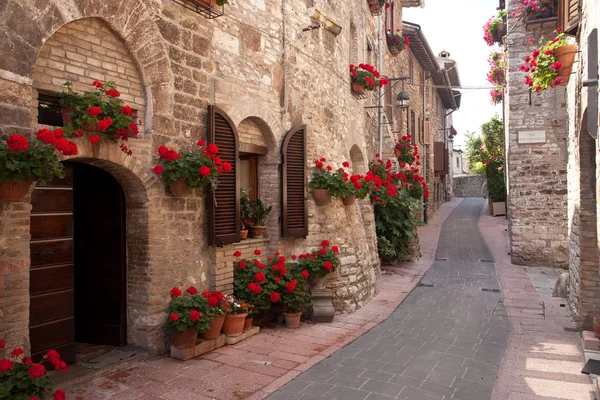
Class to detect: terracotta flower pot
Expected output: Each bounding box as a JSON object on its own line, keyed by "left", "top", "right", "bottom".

{"left": 312, "top": 189, "right": 331, "bottom": 206}
{"left": 172, "top": 328, "right": 198, "bottom": 349}
{"left": 495, "top": 23, "right": 506, "bottom": 39}
{"left": 240, "top": 229, "right": 249, "bottom": 239}
{"left": 388, "top": 45, "right": 399, "bottom": 56}
{"left": 284, "top": 312, "right": 302, "bottom": 329}
{"left": 244, "top": 317, "right": 253, "bottom": 330}
{"left": 168, "top": 179, "right": 191, "bottom": 197}
{"left": 62, "top": 106, "right": 99, "bottom": 132}
{"left": 594, "top": 317, "right": 600, "bottom": 339}
{"left": 202, "top": 314, "right": 225, "bottom": 339}
{"left": 222, "top": 313, "right": 248, "bottom": 337}
{"left": 343, "top": 195, "right": 356, "bottom": 206}
{"left": 554, "top": 44, "right": 578, "bottom": 84}
{"left": 249, "top": 225, "right": 266, "bottom": 238}
{"left": 0, "top": 181, "right": 34, "bottom": 202}
{"left": 351, "top": 82, "right": 367, "bottom": 96}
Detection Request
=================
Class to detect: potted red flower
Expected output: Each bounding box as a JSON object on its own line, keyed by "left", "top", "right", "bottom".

{"left": 350, "top": 64, "right": 389, "bottom": 96}
{"left": 166, "top": 286, "right": 211, "bottom": 348}
{"left": 282, "top": 290, "right": 312, "bottom": 329}
{"left": 153, "top": 140, "right": 230, "bottom": 197}
{"left": 298, "top": 240, "right": 341, "bottom": 289}
{"left": 487, "top": 52, "right": 505, "bottom": 87}
{"left": 521, "top": 28, "right": 576, "bottom": 91}
{"left": 201, "top": 291, "right": 226, "bottom": 339}
{"left": 60, "top": 80, "right": 142, "bottom": 156}
{"left": 490, "top": 87, "right": 503, "bottom": 105}
{"left": 516, "top": 0, "right": 557, "bottom": 21}
{"left": 386, "top": 30, "right": 409, "bottom": 55}
{"left": 394, "top": 135, "right": 418, "bottom": 165}
{"left": 0, "top": 132, "right": 76, "bottom": 201}
{"left": 0, "top": 339, "right": 67, "bottom": 399}
{"left": 221, "top": 295, "right": 249, "bottom": 337}
{"left": 483, "top": 10, "right": 507, "bottom": 46}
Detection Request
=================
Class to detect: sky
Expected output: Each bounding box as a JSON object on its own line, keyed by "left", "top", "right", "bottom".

{"left": 403, "top": 0, "right": 502, "bottom": 149}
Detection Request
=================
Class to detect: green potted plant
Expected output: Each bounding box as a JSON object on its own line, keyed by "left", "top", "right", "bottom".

{"left": 166, "top": 286, "right": 211, "bottom": 348}
{"left": 298, "top": 240, "right": 341, "bottom": 289}
{"left": 240, "top": 189, "right": 252, "bottom": 239}
{"left": 0, "top": 340, "right": 68, "bottom": 400}
{"left": 200, "top": 291, "right": 226, "bottom": 339}
{"left": 349, "top": 64, "right": 389, "bottom": 96}
{"left": 249, "top": 198, "right": 272, "bottom": 238}
{"left": 487, "top": 52, "right": 505, "bottom": 87}
{"left": 153, "top": 140, "right": 230, "bottom": 197}
{"left": 282, "top": 290, "right": 312, "bottom": 329}
{"left": 221, "top": 295, "right": 249, "bottom": 337}
{"left": 386, "top": 30, "right": 409, "bottom": 55}
{"left": 522, "top": 28, "right": 576, "bottom": 91}
{"left": 60, "top": 80, "right": 142, "bottom": 156}
{"left": 483, "top": 10, "right": 507, "bottom": 46}
{"left": 0, "top": 131, "right": 74, "bottom": 202}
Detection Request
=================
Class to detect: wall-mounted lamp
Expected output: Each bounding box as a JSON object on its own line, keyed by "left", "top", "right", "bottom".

{"left": 396, "top": 91, "right": 410, "bottom": 109}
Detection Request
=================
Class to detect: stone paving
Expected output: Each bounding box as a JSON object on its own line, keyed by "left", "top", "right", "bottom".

{"left": 269, "top": 198, "right": 511, "bottom": 400}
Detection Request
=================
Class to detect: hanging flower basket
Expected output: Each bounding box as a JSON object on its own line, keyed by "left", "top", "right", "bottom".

{"left": 0, "top": 181, "right": 34, "bottom": 202}
{"left": 168, "top": 179, "right": 191, "bottom": 197}
{"left": 351, "top": 82, "right": 366, "bottom": 96}
{"left": 350, "top": 64, "right": 388, "bottom": 99}
{"left": 554, "top": 44, "right": 578, "bottom": 83}
{"left": 312, "top": 189, "right": 331, "bottom": 206}
{"left": 386, "top": 30, "right": 409, "bottom": 55}
{"left": 343, "top": 195, "right": 356, "bottom": 206}
{"left": 483, "top": 10, "right": 507, "bottom": 46}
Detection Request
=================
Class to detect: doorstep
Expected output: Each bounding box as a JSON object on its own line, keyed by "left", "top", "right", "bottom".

{"left": 170, "top": 326, "right": 260, "bottom": 361}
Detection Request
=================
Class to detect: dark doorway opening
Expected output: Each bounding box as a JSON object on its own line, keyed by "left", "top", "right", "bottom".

{"left": 29, "top": 162, "right": 127, "bottom": 365}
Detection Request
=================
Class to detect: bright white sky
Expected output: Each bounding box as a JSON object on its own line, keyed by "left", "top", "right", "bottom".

{"left": 403, "top": 0, "right": 502, "bottom": 149}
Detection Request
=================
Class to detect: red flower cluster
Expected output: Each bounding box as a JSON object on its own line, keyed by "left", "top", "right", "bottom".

{"left": 202, "top": 291, "right": 225, "bottom": 308}
{"left": 6, "top": 134, "right": 29, "bottom": 152}
{"left": 350, "top": 64, "right": 389, "bottom": 90}
{"left": 158, "top": 145, "right": 182, "bottom": 162}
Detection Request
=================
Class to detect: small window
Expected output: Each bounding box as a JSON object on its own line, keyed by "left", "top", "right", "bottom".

{"left": 456, "top": 157, "right": 460, "bottom": 168}
{"left": 38, "top": 93, "right": 63, "bottom": 127}
{"left": 240, "top": 154, "right": 259, "bottom": 200}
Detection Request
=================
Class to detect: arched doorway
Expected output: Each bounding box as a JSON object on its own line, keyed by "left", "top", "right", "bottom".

{"left": 29, "top": 162, "right": 127, "bottom": 364}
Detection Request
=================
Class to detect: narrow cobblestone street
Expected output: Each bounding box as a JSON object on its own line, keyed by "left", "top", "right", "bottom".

{"left": 270, "top": 198, "right": 510, "bottom": 400}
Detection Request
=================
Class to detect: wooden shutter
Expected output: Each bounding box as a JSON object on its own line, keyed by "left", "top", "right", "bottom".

{"left": 208, "top": 105, "right": 240, "bottom": 246}
{"left": 559, "top": 0, "right": 580, "bottom": 35}
{"left": 385, "top": 87, "right": 393, "bottom": 123}
{"left": 410, "top": 111, "right": 416, "bottom": 144}
{"left": 434, "top": 142, "right": 445, "bottom": 172}
{"left": 424, "top": 121, "right": 431, "bottom": 145}
{"left": 282, "top": 125, "right": 308, "bottom": 238}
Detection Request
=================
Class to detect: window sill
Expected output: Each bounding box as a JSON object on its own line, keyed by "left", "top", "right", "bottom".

{"left": 232, "top": 237, "right": 270, "bottom": 247}
{"left": 525, "top": 16, "right": 557, "bottom": 31}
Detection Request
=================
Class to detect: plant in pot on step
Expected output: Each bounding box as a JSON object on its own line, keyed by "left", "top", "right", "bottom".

{"left": 282, "top": 290, "right": 312, "bottom": 329}
{"left": 166, "top": 286, "right": 210, "bottom": 348}
{"left": 349, "top": 64, "right": 388, "bottom": 96}
{"left": 298, "top": 240, "right": 341, "bottom": 290}
{"left": 248, "top": 198, "right": 272, "bottom": 238}
{"left": 0, "top": 131, "right": 77, "bottom": 202}
{"left": 153, "top": 140, "right": 230, "bottom": 197}
{"left": 240, "top": 189, "right": 252, "bottom": 240}
{"left": 200, "top": 291, "right": 226, "bottom": 339}
{"left": 521, "top": 27, "right": 576, "bottom": 91}
{"left": 221, "top": 295, "right": 250, "bottom": 337}
{"left": 0, "top": 339, "right": 68, "bottom": 400}
{"left": 59, "top": 80, "right": 142, "bottom": 156}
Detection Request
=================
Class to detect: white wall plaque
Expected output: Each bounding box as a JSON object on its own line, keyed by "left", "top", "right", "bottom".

{"left": 518, "top": 130, "right": 546, "bottom": 144}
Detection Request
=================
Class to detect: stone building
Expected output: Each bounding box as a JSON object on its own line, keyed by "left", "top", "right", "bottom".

{"left": 0, "top": 0, "right": 458, "bottom": 362}
{"left": 504, "top": 0, "right": 569, "bottom": 267}
{"left": 562, "top": 0, "right": 599, "bottom": 329}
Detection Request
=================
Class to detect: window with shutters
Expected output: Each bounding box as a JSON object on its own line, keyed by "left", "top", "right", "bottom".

{"left": 559, "top": 0, "right": 580, "bottom": 35}
{"left": 240, "top": 155, "right": 259, "bottom": 200}
{"left": 385, "top": 1, "right": 395, "bottom": 36}
{"left": 281, "top": 125, "right": 308, "bottom": 238}
{"left": 208, "top": 106, "right": 240, "bottom": 246}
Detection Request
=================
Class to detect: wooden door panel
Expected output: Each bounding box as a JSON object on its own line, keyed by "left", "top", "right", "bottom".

{"left": 30, "top": 215, "right": 74, "bottom": 240}
{"left": 31, "top": 189, "right": 73, "bottom": 213}
{"left": 30, "top": 163, "right": 76, "bottom": 365}
{"left": 30, "top": 290, "right": 75, "bottom": 324}
{"left": 30, "top": 265, "right": 74, "bottom": 295}
{"left": 30, "top": 240, "right": 73, "bottom": 268}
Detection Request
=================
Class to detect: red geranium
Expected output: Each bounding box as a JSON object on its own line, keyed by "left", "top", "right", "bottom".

{"left": 323, "top": 261, "right": 333, "bottom": 271}
{"left": 254, "top": 272, "right": 266, "bottom": 283}
{"left": 170, "top": 287, "right": 182, "bottom": 298}
{"left": 87, "top": 106, "right": 101, "bottom": 117}
{"left": 332, "top": 246, "right": 339, "bottom": 253}
{"left": 28, "top": 363, "right": 46, "bottom": 379}
{"left": 286, "top": 280, "right": 297, "bottom": 293}
{"left": 53, "top": 389, "right": 66, "bottom": 400}
{"left": 239, "top": 260, "right": 246, "bottom": 269}
{"left": 234, "top": 250, "right": 242, "bottom": 257}
{"left": 153, "top": 165, "right": 163, "bottom": 176}
{"left": 186, "top": 286, "right": 198, "bottom": 295}
{"left": 92, "top": 81, "right": 103, "bottom": 88}
{"left": 97, "top": 117, "right": 113, "bottom": 132}
{"left": 254, "top": 249, "right": 261, "bottom": 256}
{"left": 11, "top": 348, "right": 24, "bottom": 358}
{"left": 106, "top": 88, "right": 120, "bottom": 98}
{"left": 170, "top": 313, "right": 179, "bottom": 322}
{"left": 0, "top": 339, "right": 4, "bottom": 349}
{"left": 190, "top": 310, "right": 201, "bottom": 321}
{"left": 301, "top": 270, "right": 309, "bottom": 278}
{"left": 7, "top": 134, "right": 29, "bottom": 151}
{"left": 89, "top": 135, "right": 100, "bottom": 145}
{"left": 0, "top": 359, "right": 14, "bottom": 373}
{"left": 120, "top": 105, "right": 133, "bottom": 115}
{"left": 199, "top": 166, "right": 211, "bottom": 177}
{"left": 321, "top": 240, "right": 330, "bottom": 247}
{"left": 269, "top": 292, "right": 281, "bottom": 303}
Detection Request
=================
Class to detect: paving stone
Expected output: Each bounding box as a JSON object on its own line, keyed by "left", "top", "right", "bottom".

{"left": 325, "top": 373, "right": 369, "bottom": 389}
{"left": 301, "top": 383, "right": 334, "bottom": 397}
{"left": 326, "top": 386, "right": 370, "bottom": 400}
{"left": 420, "top": 380, "right": 457, "bottom": 398}
{"left": 360, "top": 380, "right": 405, "bottom": 397}
{"left": 279, "top": 380, "right": 312, "bottom": 393}
{"left": 398, "top": 385, "right": 445, "bottom": 400}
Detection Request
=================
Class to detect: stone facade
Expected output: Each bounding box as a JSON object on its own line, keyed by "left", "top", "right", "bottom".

{"left": 505, "top": 0, "right": 569, "bottom": 267}
{"left": 453, "top": 175, "right": 487, "bottom": 198}
{"left": 564, "top": 0, "right": 600, "bottom": 329}
{"left": 0, "top": 0, "right": 454, "bottom": 356}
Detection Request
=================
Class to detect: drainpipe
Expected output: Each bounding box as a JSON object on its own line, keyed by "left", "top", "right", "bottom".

{"left": 377, "top": 14, "right": 384, "bottom": 156}
{"left": 281, "top": 0, "right": 287, "bottom": 124}
{"left": 423, "top": 73, "right": 429, "bottom": 223}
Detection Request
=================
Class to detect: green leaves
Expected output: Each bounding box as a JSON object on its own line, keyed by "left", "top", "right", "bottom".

{"left": 0, "top": 139, "right": 64, "bottom": 184}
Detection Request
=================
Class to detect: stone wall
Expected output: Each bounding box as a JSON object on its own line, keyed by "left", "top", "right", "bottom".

{"left": 566, "top": 0, "right": 600, "bottom": 330}
{"left": 505, "top": 0, "right": 569, "bottom": 267}
{"left": 453, "top": 175, "right": 487, "bottom": 198}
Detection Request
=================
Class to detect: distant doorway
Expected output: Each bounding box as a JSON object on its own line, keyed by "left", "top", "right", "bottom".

{"left": 29, "top": 162, "right": 127, "bottom": 364}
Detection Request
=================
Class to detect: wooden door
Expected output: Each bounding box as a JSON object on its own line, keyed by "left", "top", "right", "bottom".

{"left": 73, "top": 164, "right": 126, "bottom": 346}
{"left": 30, "top": 164, "right": 76, "bottom": 364}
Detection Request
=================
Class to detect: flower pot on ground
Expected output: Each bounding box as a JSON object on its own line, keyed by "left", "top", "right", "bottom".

{"left": 0, "top": 131, "right": 74, "bottom": 202}
{"left": 284, "top": 312, "right": 302, "bottom": 328}
{"left": 172, "top": 328, "right": 198, "bottom": 348}
{"left": 244, "top": 317, "right": 253, "bottom": 330}
{"left": 169, "top": 179, "right": 191, "bottom": 197}
{"left": 59, "top": 80, "right": 142, "bottom": 156}
{"left": 166, "top": 285, "right": 211, "bottom": 348}
{"left": 154, "top": 141, "right": 230, "bottom": 196}
{"left": 222, "top": 295, "right": 250, "bottom": 337}
{"left": 343, "top": 195, "right": 356, "bottom": 206}
{"left": 201, "top": 291, "right": 226, "bottom": 339}
{"left": 249, "top": 225, "right": 266, "bottom": 238}
{"left": 240, "top": 229, "right": 249, "bottom": 239}
{"left": 492, "top": 201, "right": 506, "bottom": 217}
